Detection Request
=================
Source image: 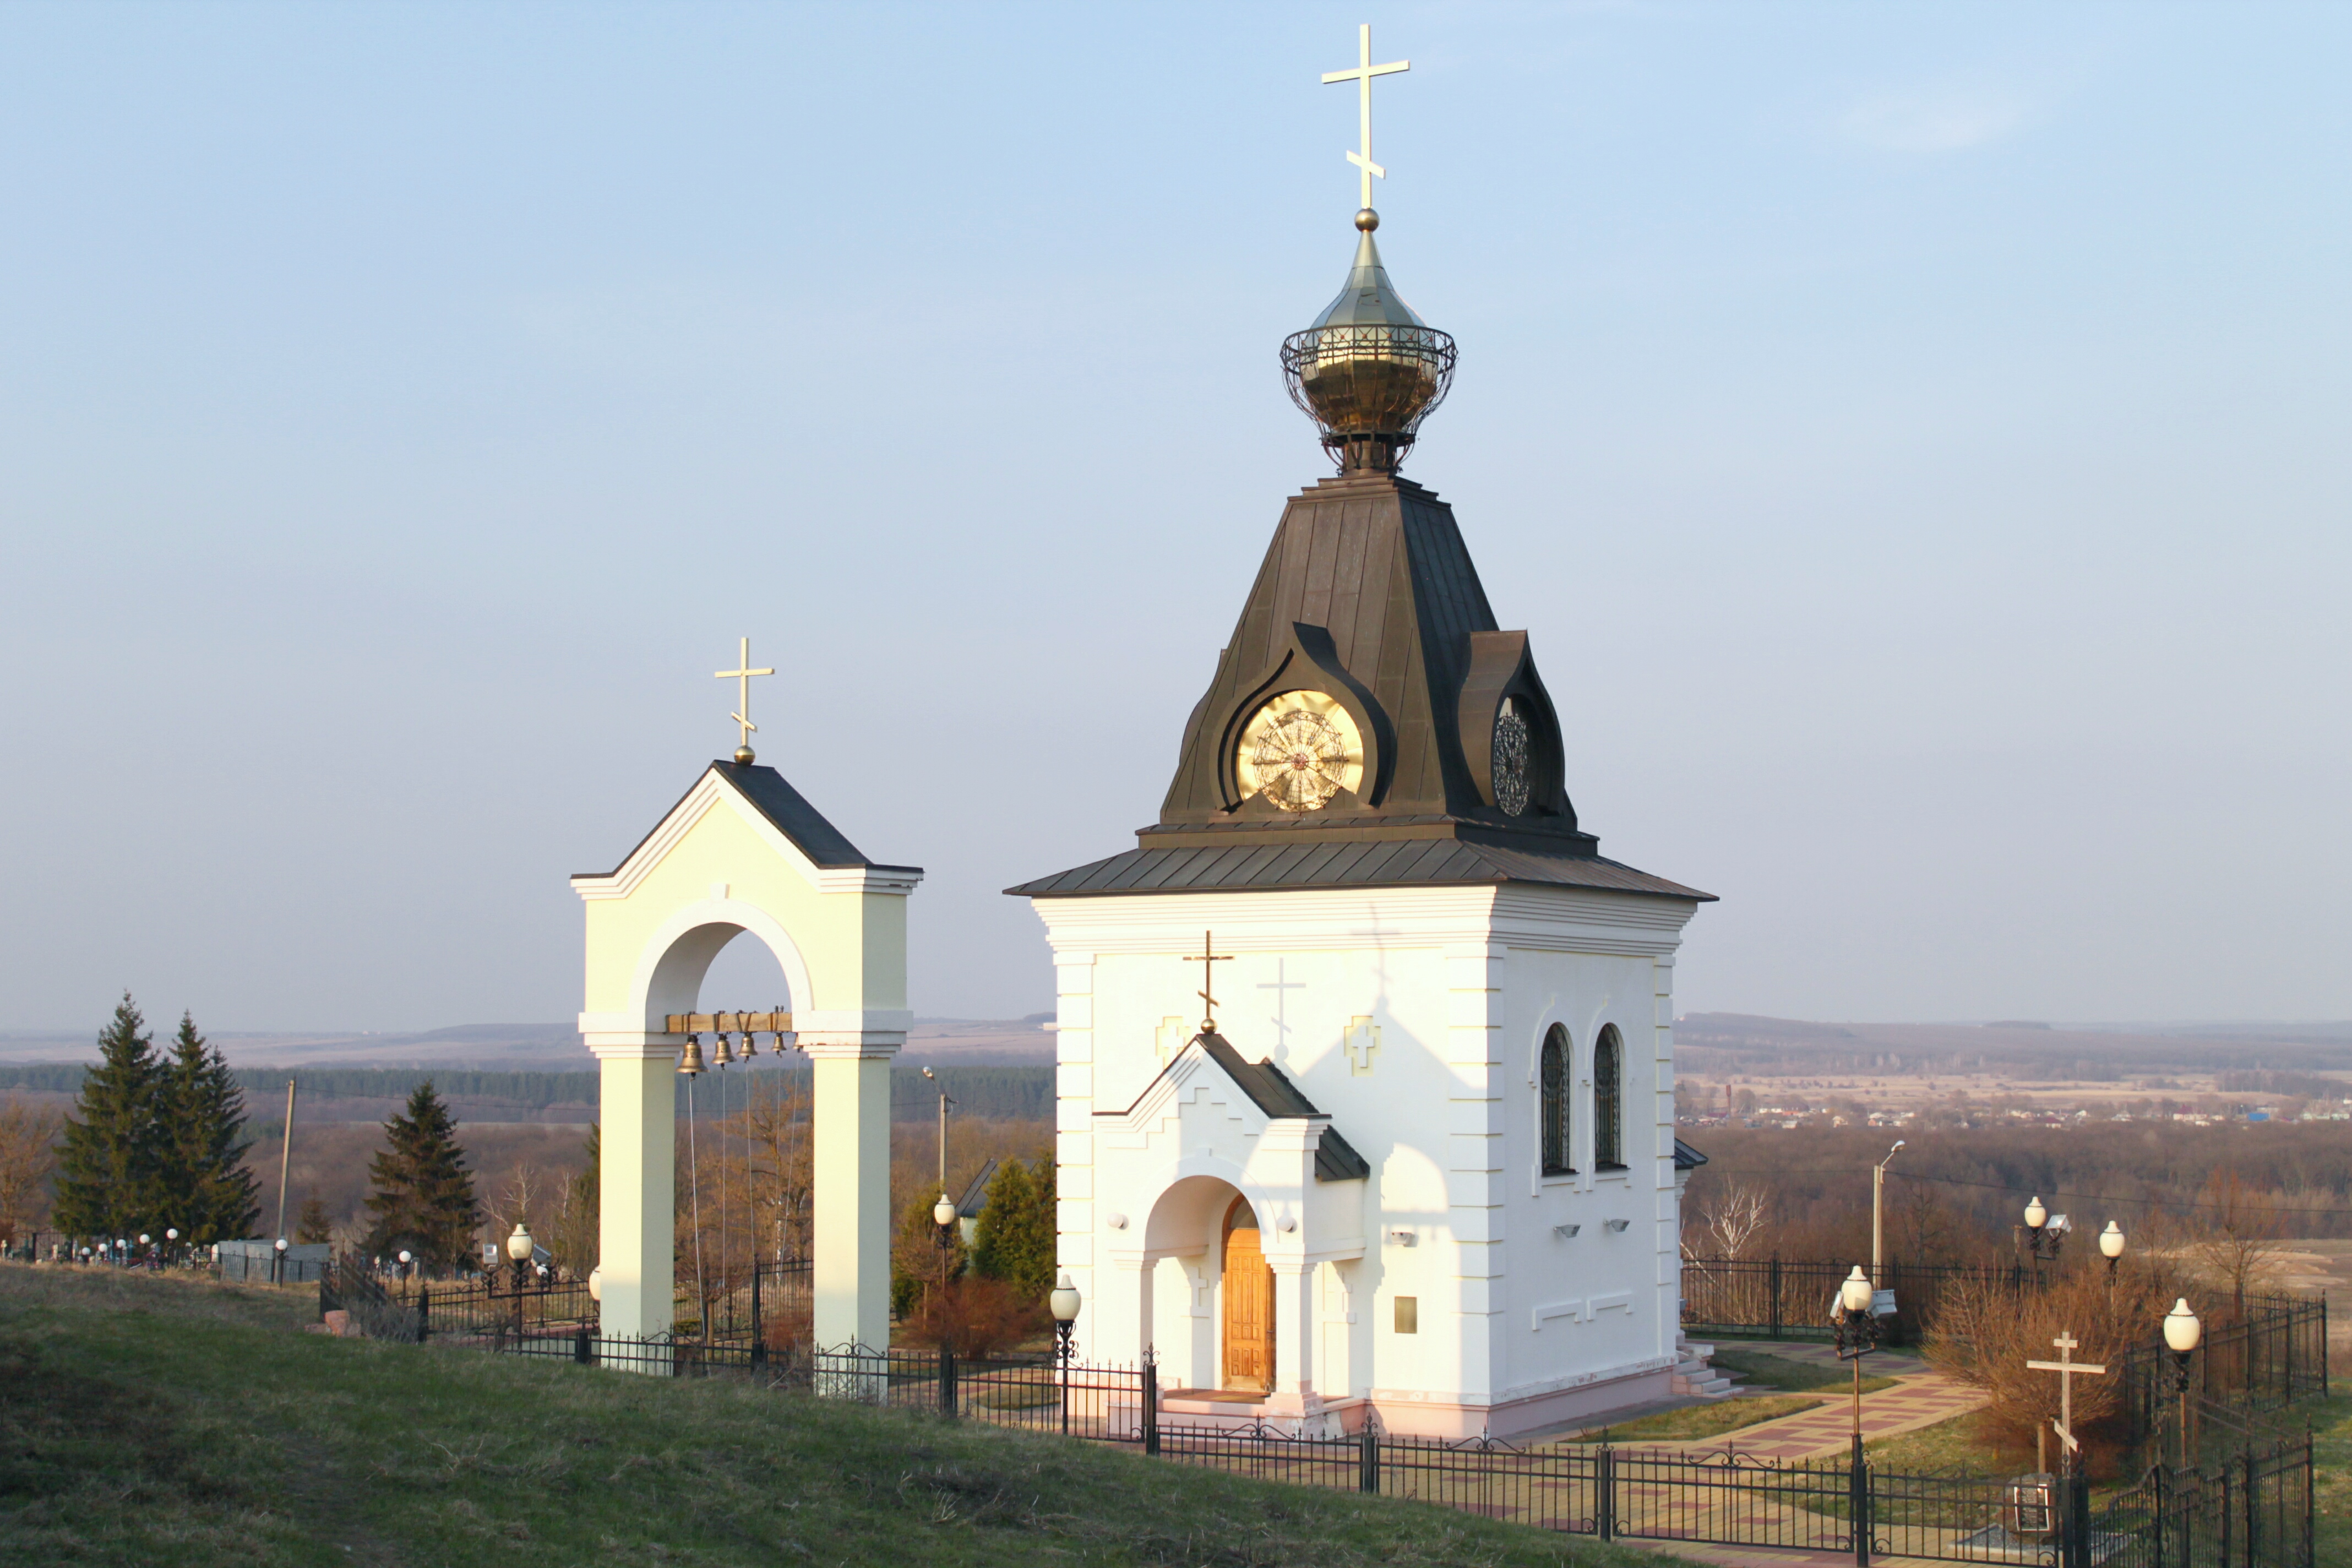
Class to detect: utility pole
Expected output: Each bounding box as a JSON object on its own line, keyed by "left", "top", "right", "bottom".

{"left": 1871, "top": 1140, "right": 1905, "bottom": 1287}
{"left": 273, "top": 1079, "right": 298, "bottom": 1243}
{"left": 921, "top": 1067, "right": 952, "bottom": 1194}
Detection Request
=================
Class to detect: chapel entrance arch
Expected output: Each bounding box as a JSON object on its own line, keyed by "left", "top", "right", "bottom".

{"left": 571, "top": 759, "right": 920, "bottom": 1358}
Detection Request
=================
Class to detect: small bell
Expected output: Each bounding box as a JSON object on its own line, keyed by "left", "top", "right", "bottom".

{"left": 714, "top": 1032, "right": 737, "bottom": 1068}
{"left": 738, "top": 1030, "right": 759, "bottom": 1059}
{"left": 678, "top": 1036, "right": 706, "bottom": 1076}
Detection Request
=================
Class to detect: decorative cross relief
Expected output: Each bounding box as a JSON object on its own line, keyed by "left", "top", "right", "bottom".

{"left": 1344, "top": 1015, "right": 1380, "bottom": 1075}
{"left": 1155, "top": 1016, "right": 1190, "bottom": 1066}
{"left": 1258, "top": 960, "right": 1306, "bottom": 1063}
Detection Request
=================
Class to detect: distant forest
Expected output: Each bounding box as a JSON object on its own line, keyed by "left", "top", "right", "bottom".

{"left": 0, "top": 1063, "right": 1053, "bottom": 1125}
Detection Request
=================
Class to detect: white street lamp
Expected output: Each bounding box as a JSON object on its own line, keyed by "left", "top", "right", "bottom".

{"left": 1049, "top": 1271, "right": 1083, "bottom": 1435}
{"left": 2163, "top": 1299, "right": 2202, "bottom": 1469}
{"left": 2023, "top": 1196, "right": 2049, "bottom": 1230}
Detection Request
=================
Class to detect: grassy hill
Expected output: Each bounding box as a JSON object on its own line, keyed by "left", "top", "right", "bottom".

{"left": 0, "top": 1264, "right": 1646, "bottom": 1567}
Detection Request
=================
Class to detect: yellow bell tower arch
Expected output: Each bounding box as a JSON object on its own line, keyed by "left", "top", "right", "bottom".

{"left": 572, "top": 755, "right": 919, "bottom": 1354}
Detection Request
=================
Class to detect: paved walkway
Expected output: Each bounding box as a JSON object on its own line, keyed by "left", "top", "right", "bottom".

{"left": 1583, "top": 1338, "right": 1987, "bottom": 1461}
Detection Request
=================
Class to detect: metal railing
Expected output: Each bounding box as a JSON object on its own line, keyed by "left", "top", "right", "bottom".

{"left": 1680, "top": 1256, "right": 2039, "bottom": 1346}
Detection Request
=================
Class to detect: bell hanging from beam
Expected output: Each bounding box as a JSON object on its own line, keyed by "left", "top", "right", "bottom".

{"left": 713, "top": 1032, "right": 736, "bottom": 1067}
{"left": 678, "top": 1036, "right": 706, "bottom": 1076}
{"left": 738, "top": 1030, "right": 759, "bottom": 1059}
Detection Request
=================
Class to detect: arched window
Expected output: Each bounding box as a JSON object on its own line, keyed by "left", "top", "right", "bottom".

{"left": 1593, "top": 1025, "right": 1625, "bottom": 1170}
{"left": 1540, "top": 1025, "right": 1573, "bottom": 1176}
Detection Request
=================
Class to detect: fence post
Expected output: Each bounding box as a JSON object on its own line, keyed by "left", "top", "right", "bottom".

{"left": 2221, "top": 1457, "right": 2233, "bottom": 1568}
{"left": 2321, "top": 1302, "right": 2330, "bottom": 1400}
{"left": 939, "top": 1346, "right": 956, "bottom": 1420}
{"left": 2062, "top": 1473, "right": 2089, "bottom": 1568}
{"left": 418, "top": 1286, "right": 431, "bottom": 1343}
{"left": 574, "top": 1324, "right": 591, "bottom": 1365}
{"left": 1852, "top": 1433, "right": 1871, "bottom": 1568}
{"left": 2245, "top": 1450, "right": 2259, "bottom": 1568}
{"left": 1598, "top": 1444, "right": 1616, "bottom": 1540}
{"left": 2305, "top": 1433, "right": 2317, "bottom": 1568}
{"left": 750, "top": 1265, "right": 766, "bottom": 1370}
{"left": 1770, "top": 1257, "right": 1783, "bottom": 1340}
{"left": 1359, "top": 1423, "right": 1377, "bottom": 1494}
{"left": 1141, "top": 1356, "right": 1159, "bottom": 1456}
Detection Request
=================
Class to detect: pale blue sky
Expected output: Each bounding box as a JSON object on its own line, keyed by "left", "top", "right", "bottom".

{"left": 2, "top": 3, "right": 2346, "bottom": 1032}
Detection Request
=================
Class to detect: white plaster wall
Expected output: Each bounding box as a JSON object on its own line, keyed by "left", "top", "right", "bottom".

{"left": 1034, "top": 881, "right": 1696, "bottom": 1422}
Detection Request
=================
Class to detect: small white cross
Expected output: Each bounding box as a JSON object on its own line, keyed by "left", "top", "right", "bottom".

{"left": 714, "top": 636, "right": 775, "bottom": 759}
{"left": 1321, "top": 23, "right": 1409, "bottom": 211}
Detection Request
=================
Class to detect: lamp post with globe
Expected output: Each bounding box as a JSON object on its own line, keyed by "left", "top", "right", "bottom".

{"left": 165, "top": 1228, "right": 179, "bottom": 1268}
{"left": 932, "top": 1193, "right": 959, "bottom": 1295}
{"left": 2163, "top": 1299, "right": 2202, "bottom": 1471}
{"left": 1050, "top": 1272, "right": 1083, "bottom": 1436}
{"left": 1831, "top": 1265, "right": 1880, "bottom": 1556}
{"left": 271, "top": 1235, "right": 288, "bottom": 1286}
{"left": 505, "top": 1222, "right": 535, "bottom": 1338}
{"left": 2098, "top": 1222, "right": 2126, "bottom": 1287}
{"left": 2017, "top": 1197, "right": 2068, "bottom": 1286}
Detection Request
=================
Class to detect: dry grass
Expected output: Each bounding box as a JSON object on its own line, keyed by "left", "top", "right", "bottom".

{"left": 0, "top": 1261, "right": 1668, "bottom": 1568}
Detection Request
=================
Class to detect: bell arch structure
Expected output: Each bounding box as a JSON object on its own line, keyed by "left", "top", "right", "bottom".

{"left": 571, "top": 760, "right": 921, "bottom": 1352}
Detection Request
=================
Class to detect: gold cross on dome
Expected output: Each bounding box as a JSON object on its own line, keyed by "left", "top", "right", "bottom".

{"left": 714, "top": 636, "right": 775, "bottom": 763}
{"left": 1322, "top": 23, "right": 1409, "bottom": 211}
{"left": 1183, "top": 930, "right": 1234, "bottom": 1035}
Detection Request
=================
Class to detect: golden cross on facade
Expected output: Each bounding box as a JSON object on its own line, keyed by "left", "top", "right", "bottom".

{"left": 1183, "top": 930, "right": 1234, "bottom": 1035}
{"left": 714, "top": 636, "right": 776, "bottom": 764}
{"left": 1322, "top": 22, "right": 1409, "bottom": 211}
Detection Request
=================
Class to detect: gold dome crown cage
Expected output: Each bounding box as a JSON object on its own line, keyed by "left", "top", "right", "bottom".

{"left": 1284, "top": 24, "right": 1456, "bottom": 475}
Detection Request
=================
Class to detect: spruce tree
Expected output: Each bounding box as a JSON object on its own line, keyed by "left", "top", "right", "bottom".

{"left": 295, "top": 1193, "right": 334, "bottom": 1245}
{"left": 157, "top": 1012, "right": 260, "bottom": 1244}
{"left": 970, "top": 1157, "right": 1058, "bottom": 1304}
{"left": 52, "top": 994, "right": 162, "bottom": 1240}
{"left": 362, "top": 1082, "right": 480, "bottom": 1271}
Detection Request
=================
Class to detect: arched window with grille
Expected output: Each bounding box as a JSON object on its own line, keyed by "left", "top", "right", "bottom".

{"left": 1593, "top": 1024, "right": 1625, "bottom": 1170}
{"left": 1540, "top": 1024, "right": 1572, "bottom": 1175}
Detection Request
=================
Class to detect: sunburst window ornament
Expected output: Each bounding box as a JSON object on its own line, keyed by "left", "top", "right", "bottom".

{"left": 1236, "top": 690, "right": 1364, "bottom": 812}
{"left": 1491, "top": 701, "right": 1531, "bottom": 816}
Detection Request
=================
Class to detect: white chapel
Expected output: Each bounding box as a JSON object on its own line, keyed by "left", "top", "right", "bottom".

{"left": 1007, "top": 51, "right": 1713, "bottom": 1440}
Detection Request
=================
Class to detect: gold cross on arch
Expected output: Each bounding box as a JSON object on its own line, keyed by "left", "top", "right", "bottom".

{"left": 1183, "top": 930, "right": 1234, "bottom": 1035}
{"left": 1322, "top": 23, "right": 1409, "bottom": 211}
{"left": 715, "top": 636, "right": 776, "bottom": 763}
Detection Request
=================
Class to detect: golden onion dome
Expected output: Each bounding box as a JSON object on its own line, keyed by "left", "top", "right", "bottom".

{"left": 1281, "top": 210, "right": 1456, "bottom": 474}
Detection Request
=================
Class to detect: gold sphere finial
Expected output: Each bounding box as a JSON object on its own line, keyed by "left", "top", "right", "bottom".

{"left": 733, "top": 745, "right": 756, "bottom": 765}
{"left": 1355, "top": 208, "right": 1379, "bottom": 232}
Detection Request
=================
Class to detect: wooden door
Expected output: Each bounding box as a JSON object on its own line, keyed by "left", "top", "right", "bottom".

{"left": 1221, "top": 1201, "right": 1275, "bottom": 1391}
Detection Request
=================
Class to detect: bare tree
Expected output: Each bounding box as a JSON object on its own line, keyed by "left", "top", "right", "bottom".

{"left": 0, "top": 1097, "right": 64, "bottom": 1244}
{"left": 2188, "top": 1170, "right": 2287, "bottom": 1322}
{"left": 1687, "top": 1182, "right": 1771, "bottom": 1260}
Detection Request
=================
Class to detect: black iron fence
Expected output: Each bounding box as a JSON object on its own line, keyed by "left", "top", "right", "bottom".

{"left": 472, "top": 1326, "right": 2312, "bottom": 1568}
{"left": 2115, "top": 1302, "right": 2327, "bottom": 1448}
{"left": 1680, "top": 1256, "right": 2037, "bottom": 1346}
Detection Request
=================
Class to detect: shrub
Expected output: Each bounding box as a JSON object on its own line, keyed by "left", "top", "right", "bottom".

{"left": 897, "top": 1276, "right": 1045, "bottom": 1361}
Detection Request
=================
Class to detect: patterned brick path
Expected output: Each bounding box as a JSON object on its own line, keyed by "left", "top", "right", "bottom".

{"left": 1604, "top": 1339, "right": 1987, "bottom": 1461}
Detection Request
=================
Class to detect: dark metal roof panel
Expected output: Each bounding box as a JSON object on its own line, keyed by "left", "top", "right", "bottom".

{"left": 1007, "top": 839, "right": 1711, "bottom": 901}
{"left": 1674, "top": 1137, "right": 1708, "bottom": 1172}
